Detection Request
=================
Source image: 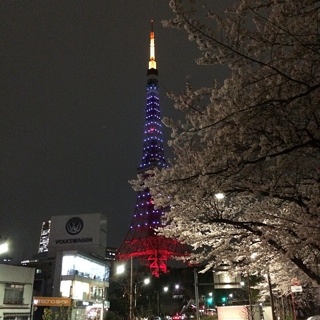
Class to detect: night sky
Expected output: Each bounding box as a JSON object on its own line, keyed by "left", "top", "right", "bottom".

{"left": 0, "top": 1, "right": 221, "bottom": 263}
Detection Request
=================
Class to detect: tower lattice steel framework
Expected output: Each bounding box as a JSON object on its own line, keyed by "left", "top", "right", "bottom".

{"left": 117, "top": 22, "right": 188, "bottom": 277}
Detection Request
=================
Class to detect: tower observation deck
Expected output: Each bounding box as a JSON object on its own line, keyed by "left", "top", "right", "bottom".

{"left": 117, "top": 21, "right": 188, "bottom": 277}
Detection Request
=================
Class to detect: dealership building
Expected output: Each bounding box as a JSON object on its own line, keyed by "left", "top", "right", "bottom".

{"left": 22, "top": 213, "right": 110, "bottom": 320}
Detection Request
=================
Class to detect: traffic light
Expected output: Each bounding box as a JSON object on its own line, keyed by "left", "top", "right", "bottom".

{"left": 207, "top": 297, "right": 213, "bottom": 305}
{"left": 221, "top": 296, "right": 227, "bottom": 303}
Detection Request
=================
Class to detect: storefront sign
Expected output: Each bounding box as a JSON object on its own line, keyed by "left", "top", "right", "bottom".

{"left": 55, "top": 237, "right": 93, "bottom": 244}
{"left": 74, "top": 300, "right": 93, "bottom": 307}
{"left": 33, "top": 296, "right": 72, "bottom": 307}
{"left": 291, "top": 285, "right": 303, "bottom": 293}
{"left": 4, "top": 314, "right": 30, "bottom": 318}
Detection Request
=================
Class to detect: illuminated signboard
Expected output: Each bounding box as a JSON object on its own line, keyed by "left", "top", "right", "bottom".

{"left": 33, "top": 296, "right": 72, "bottom": 307}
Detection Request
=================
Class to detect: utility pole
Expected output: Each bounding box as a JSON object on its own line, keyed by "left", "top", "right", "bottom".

{"left": 129, "top": 257, "right": 133, "bottom": 320}
{"left": 267, "top": 271, "right": 276, "bottom": 320}
{"left": 194, "top": 269, "right": 200, "bottom": 320}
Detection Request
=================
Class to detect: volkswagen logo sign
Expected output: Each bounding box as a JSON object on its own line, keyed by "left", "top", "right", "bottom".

{"left": 66, "top": 217, "right": 84, "bottom": 235}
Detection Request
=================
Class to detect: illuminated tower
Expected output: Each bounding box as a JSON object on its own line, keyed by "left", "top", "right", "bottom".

{"left": 117, "top": 21, "right": 188, "bottom": 277}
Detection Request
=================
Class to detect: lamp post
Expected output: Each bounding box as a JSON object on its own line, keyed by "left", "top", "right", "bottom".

{"left": 101, "top": 268, "right": 108, "bottom": 320}
{"left": 134, "top": 278, "right": 150, "bottom": 309}
{"left": 156, "top": 286, "right": 169, "bottom": 316}
{"left": 267, "top": 270, "right": 276, "bottom": 320}
{"left": 129, "top": 258, "right": 133, "bottom": 320}
{"left": 194, "top": 268, "right": 200, "bottom": 320}
{"left": 116, "top": 257, "right": 134, "bottom": 320}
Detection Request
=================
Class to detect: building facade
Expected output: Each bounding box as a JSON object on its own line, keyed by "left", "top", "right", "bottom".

{"left": 23, "top": 213, "right": 110, "bottom": 320}
{"left": 0, "top": 264, "right": 35, "bottom": 320}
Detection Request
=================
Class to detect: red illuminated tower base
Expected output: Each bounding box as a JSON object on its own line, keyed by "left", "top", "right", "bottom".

{"left": 117, "top": 21, "right": 188, "bottom": 277}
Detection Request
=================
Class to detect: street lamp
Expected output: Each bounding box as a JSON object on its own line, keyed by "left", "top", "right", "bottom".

{"left": 116, "top": 264, "right": 125, "bottom": 275}
{"left": 215, "top": 193, "right": 225, "bottom": 200}
{"left": 116, "top": 258, "right": 134, "bottom": 320}
{"left": 156, "top": 286, "right": 170, "bottom": 316}
{"left": 134, "top": 278, "right": 150, "bottom": 308}
{"left": 0, "top": 242, "right": 8, "bottom": 255}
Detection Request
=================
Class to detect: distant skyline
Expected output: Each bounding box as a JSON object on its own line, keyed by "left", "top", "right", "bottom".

{"left": 0, "top": 1, "right": 224, "bottom": 263}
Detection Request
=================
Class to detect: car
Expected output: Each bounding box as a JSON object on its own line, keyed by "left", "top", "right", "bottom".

{"left": 306, "top": 316, "right": 320, "bottom": 320}
{"left": 206, "top": 309, "right": 217, "bottom": 316}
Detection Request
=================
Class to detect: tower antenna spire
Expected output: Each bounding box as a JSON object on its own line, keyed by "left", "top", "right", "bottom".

{"left": 149, "top": 19, "right": 156, "bottom": 70}
{"left": 117, "top": 22, "right": 188, "bottom": 277}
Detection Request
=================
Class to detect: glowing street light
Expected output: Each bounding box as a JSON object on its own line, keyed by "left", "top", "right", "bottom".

{"left": 0, "top": 242, "right": 8, "bottom": 255}
{"left": 116, "top": 264, "right": 125, "bottom": 275}
{"left": 134, "top": 278, "right": 150, "bottom": 308}
{"left": 215, "top": 193, "right": 225, "bottom": 200}
{"left": 115, "top": 258, "right": 134, "bottom": 320}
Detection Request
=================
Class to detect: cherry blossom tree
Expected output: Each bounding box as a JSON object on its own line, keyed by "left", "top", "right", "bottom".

{"left": 139, "top": 0, "right": 320, "bottom": 290}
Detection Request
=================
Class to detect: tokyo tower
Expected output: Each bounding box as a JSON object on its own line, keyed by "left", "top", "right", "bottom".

{"left": 117, "top": 21, "right": 188, "bottom": 277}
